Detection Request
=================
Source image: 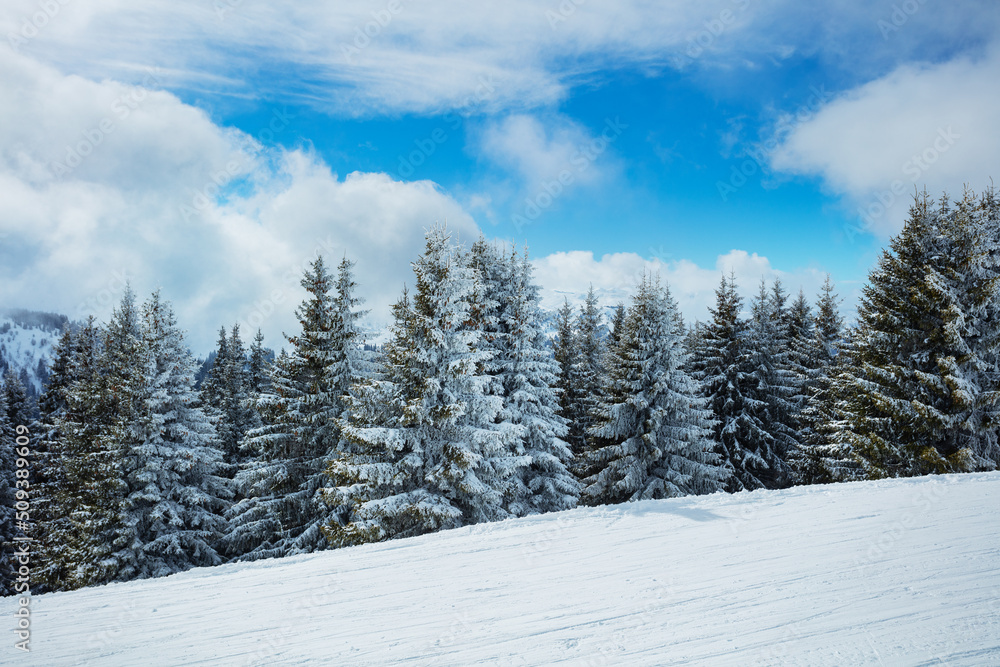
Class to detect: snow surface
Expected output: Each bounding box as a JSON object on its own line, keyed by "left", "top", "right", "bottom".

{"left": 0, "top": 315, "right": 57, "bottom": 395}
{"left": 5, "top": 472, "right": 1000, "bottom": 666}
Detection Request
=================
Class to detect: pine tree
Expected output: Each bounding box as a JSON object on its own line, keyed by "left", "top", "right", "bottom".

{"left": 743, "top": 279, "right": 797, "bottom": 488}
{"left": 694, "top": 274, "right": 786, "bottom": 491}
{"left": 115, "top": 292, "right": 230, "bottom": 579}
{"left": 553, "top": 299, "right": 586, "bottom": 468}
{"left": 470, "top": 241, "right": 578, "bottom": 515}
{"left": 227, "top": 255, "right": 366, "bottom": 559}
{"left": 789, "top": 276, "right": 863, "bottom": 483}
{"left": 201, "top": 325, "right": 255, "bottom": 467}
{"left": 835, "top": 192, "right": 999, "bottom": 477}
{"left": 31, "top": 325, "right": 77, "bottom": 593}
{"left": 46, "top": 314, "right": 129, "bottom": 590}
{"left": 582, "top": 275, "right": 723, "bottom": 504}
{"left": 576, "top": 287, "right": 607, "bottom": 449}
{"left": 326, "top": 226, "right": 528, "bottom": 547}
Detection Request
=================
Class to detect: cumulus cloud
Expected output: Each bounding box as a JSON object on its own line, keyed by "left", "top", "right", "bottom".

{"left": 0, "top": 50, "right": 478, "bottom": 352}
{"left": 531, "top": 248, "right": 835, "bottom": 325}
{"left": 770, "top": 47, "right": 1000, "bottom": 236}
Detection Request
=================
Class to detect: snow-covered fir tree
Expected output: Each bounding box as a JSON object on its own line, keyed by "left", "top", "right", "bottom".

{"left": 30, "top": 324, "right": 77, "bottom": 593}
{"left": 582, "top": 275, "right": 724, "bottom": 504}
{"left": 742, "top": 279, "right": 797, "bottom": 488}
{"left": 553, "top": 299, "right": 587, "bottom": 470}
{"left": 575, "top": 286, "right": 607, "bottom": 450}
{"left": 789, "top": 276, "right": 863, "bottom": 483}
{"left": 326, "top": 226, "right": 528, "bottom": 547}
{"left": 44, "top": 312, "right": 130, "bottom": 590}
{"left": 835, "top": 192, "right": 1000, "bottom": 477}
{"left": 693, "top": 273, "right": 787, "bottom": 492}
{"left": 227, "top": 255, "right": 366, "bottom": 559}
{"left": 117, "top": 292, "right": 230, "bottom": 579}
{"left": 201, "top": 324, "right": 256, "bottom": 467}
{"left": 470, "top": 240, "right": 578, "bottom": 515}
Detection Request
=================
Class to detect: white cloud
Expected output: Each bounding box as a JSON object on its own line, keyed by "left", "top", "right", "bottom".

{"left": 0, "top": 50, "right": 478, "bottom": 353}
{"left": 531, "top": 248, "right": 834, "bottom": 325}
{"left": 770, "top": 48, "right": 1000, "bottom": 236}
{"left": 5, "top": 0, "right": 996, "bottom": 116}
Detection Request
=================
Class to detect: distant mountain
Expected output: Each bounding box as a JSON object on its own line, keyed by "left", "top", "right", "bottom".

{"left": 0, "top": 308, "right": 72, "bottom": 399}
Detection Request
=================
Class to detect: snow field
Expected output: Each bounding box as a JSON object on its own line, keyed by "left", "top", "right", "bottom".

{"left": 3, "top": 471, "right": 999, "bottom": 666}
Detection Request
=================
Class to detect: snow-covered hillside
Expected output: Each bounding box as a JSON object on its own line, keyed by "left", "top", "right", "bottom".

{"left": 0, "top": 309, "right": 68, "bottom": 396}
{"left": 6, "top": 473, "right": 999, "bottom": 666}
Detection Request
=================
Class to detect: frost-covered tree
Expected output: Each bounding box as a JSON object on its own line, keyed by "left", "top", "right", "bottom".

{"left": 693, "top": 274, "right": 787, "bottom": 491}
{"left": 326, "top": 226, "right": 528, "bottom": 547}
{"left": 118, "top": 292, "right": 230, "bottom": 579}
{"left": 470, "top": 240, "right": 578, "bottom": 515}
{"left": 201, "top": 325, "right": 256, "bottom": 467}
{"left": 582, "top": 276, "right": 723, "bottom": 504}
{"left": 553, "top": 299, "right": 587, "bottom": 468}
{"left": 227, "top": 255, "right": 366, "bottom": 559}
{"left": 743, "top": 279, "right": 797, "bottom": 488}
{"left": 789, "top": 276, "right": 863, "bottom": 483}
{"left": 835, "top": 192, "right": 1000, "bottom": 477}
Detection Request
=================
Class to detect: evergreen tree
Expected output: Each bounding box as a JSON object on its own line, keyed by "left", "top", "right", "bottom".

{"left": 31, "top": 325, "right": 77, "bottom": 592}
{"left": 743, "top": 279, "right": 797, "bottom": 488}
{"left": 326, "top": 226, "right": 528, "bottom": 547}
{"left": 835, "top": 192, "right": 999, "bottom": 477}
{"left": 582, "top": 276, "right": 723, "bottom": 504}
{"left": 119, "top": 292, "right": 230, "bottom": 579}
{"left": 575, "top": 287, "right": 607, "bottom": 449}
{"left": 201, "top": 325, "right": 255, "bottom": 467}
{"left": 470, "top": 241, "right": 578, "bottom": 515}
{"left": 227, "top": 255, "right": 365, "bottom": 559}
{"left": 553, "top": 299, "right": 586, "bottom": 468}
{"left": 46, "top": 313, "right": 129, "bottom": 590}
{"left": 694, "top": 274, "right": 786, "bottom": 491}
{"left": 789, "top": 276, "right": 863, "bottom": 483}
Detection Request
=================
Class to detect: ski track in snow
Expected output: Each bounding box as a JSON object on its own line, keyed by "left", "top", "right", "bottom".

{"left": 4, "top": 472, "right": 999, "bottom": 666}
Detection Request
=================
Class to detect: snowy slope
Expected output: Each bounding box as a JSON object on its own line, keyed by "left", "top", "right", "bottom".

{"left": 0, "top": 309, "right": 68, "bottom": 396}
{"left": 5, "top": 473, "right": 1000, "bottom": 666}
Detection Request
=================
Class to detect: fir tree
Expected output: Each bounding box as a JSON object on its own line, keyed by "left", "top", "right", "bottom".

{"left": 835, "top": 192, "right": 999, "bottom": 477}
{"left": 470, "top": 241, "right": 578, "bottom": 515}
{"left": 694, "top": 273, "right": 786, "bottom": 491}
{"left": 201, "top": 325, "right": 255, "bottom": 467}
{"left": 227, "top": 255, "right": 366, "bottom": 559}
{"left": 124, "top": 293, "right": 230, "bottom": 578}
{"left": 553, "top": 299, "right": 586, "bottom": 468}
{"left": 582, "top": 276, "right": 723, "bottom": 504}
{"left": 789, "top": 276, "right": 862, "bottom": 483}
{"left": 326, "top": 226, "right": 528, "bottom": 546}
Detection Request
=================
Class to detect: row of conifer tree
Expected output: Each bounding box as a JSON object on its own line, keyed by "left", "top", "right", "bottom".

{"left": 1, "top": 188, "right": 997, "bottom": 595}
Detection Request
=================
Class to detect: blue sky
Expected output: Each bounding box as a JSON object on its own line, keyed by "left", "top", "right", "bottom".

{"left": 1, "top": 1, "right": 998, "bottom": 352}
